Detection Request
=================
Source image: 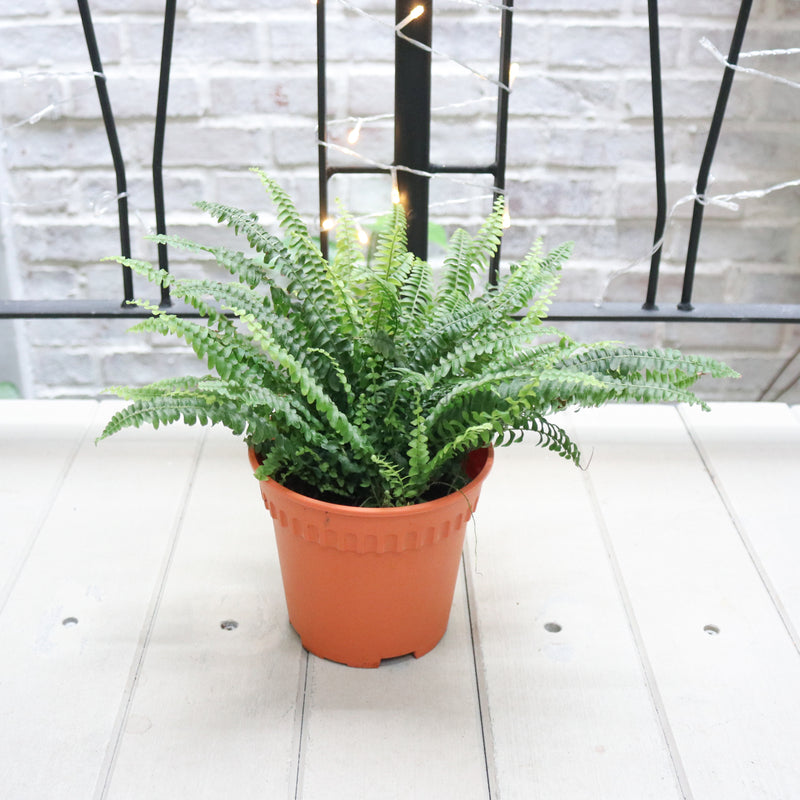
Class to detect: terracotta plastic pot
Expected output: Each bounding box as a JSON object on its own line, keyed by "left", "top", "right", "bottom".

{"left": 249, "top": 447, "right": 494, "bottom": 668}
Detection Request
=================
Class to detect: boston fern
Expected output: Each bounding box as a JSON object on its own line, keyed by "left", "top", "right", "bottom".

{"left": 98, "top": 169, "right": 737, "bottom": 507}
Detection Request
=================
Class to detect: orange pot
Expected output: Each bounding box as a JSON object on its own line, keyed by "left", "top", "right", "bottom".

{"left": 248, "top": 448, "right": 494, "bottom": 668}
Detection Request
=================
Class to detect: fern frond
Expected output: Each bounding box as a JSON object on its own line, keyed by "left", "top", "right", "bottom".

{"left": 96, "top": 396, "right": 269, "bottom": 443}
{"left": 435, "top": 196, "right": 504, "bottom": 314}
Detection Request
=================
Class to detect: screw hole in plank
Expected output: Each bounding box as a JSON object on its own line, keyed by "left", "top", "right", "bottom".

{"left": 544, "top": 622, "right": 562, "bottom": 633}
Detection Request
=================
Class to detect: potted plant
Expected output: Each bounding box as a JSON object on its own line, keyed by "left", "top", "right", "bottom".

{"left": 97, "top": 169, "right": 737, "bottom": 667}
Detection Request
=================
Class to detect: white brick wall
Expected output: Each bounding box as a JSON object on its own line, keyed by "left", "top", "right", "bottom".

{"left": 0, "top": 0, "right": 798, "bottom": 400}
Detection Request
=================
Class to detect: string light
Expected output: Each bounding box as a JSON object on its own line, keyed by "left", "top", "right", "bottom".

{"left": 335, "top": 0, "right": 511, "bottom": 90}
{"left": 508, "top": 62, "right": 519, "bottom": 88}
{"left": 395, "top": 4, "right": 424, "bottom": 32}
{"left": 390, "top": 168, "right": 402, "bottom": 205}
{"left": 700, "top": 37, "right": 800, "bottom": 91}
{"left": 321, "top": 217, "right": 337, "bottom": 231}
{"left": 502, "top": 208, "right": 511, "bottom": 229}
{"left": 356, "top": 224, "right": 370, "bottom": 245}
{"left": 346, "top": 118, "right": 363, "bottom": 145}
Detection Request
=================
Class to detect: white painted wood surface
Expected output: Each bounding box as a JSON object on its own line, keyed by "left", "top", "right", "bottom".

{"left": 1, "top": 400, "right": 799, "bottom": 799}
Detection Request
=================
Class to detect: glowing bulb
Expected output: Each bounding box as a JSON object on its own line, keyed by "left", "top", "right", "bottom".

{"left": 396, "top": 4, "right": 424, "bottom": 31}
{"left": 509, "top": 62, "right": 520, "bottom": 88}
{"left": 390, "top": 168, "right": 401, "bottom": 205}
{"left": 322, "top": 217, "right": 336, "bottom": 231}
{"left": 347, "top": 119, "right": 363, "bottom": 145}
{"left": 356, "top": 225, "right": 370, "bottom": 245}
{"left": 502, "top": 208, "right": 511, "bottom": 229}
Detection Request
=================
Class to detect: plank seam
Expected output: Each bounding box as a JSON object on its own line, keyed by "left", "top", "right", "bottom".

{"left": 462, "top": 551, "right": 495, "bottom": 800}
{"left": 677, "top": 404, "right": 800, "bottom": 656}
{"left": 92, "top": 427, "right": 208, "bottom": 800}
{"left": 0, "top": 402, "right": 99, "bottom": 617}
{"left": 582, "top": 468, "right": 695, "bottom": 800}
{"left": 292, "top": 651, "right": 310, "bottom": 800}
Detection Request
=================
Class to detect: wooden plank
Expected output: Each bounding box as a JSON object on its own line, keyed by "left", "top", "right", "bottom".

{"left": 465, "top": 434, "right": 682, "bottom": 800}
{"left": 0, "top": 400, "right": 97, "bottom": 605}
{"left": 0, "top": 403, "right": 204, "bottom": 800}
{"left": 296, "top": 566, "right": 491, "bottom": 800}
{"left": 679, "top": 402, "right": 800, "bottom": 646}
{"left": 570, "top": 404, "right": 800, "bottom": 800}
{"left": 102, "top": 425, "right": 304, "bottom": 800}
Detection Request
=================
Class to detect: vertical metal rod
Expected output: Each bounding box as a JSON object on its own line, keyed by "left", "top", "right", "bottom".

{"left": 680, "top": 0, "right": 753, "bottom": 311}
{"left": 77, "top": 0, "right": 133, "bottom": 305}
{"left": 644, "top": 0, "right": 665, "bottom": 310}
{"left": 153, "top": 0, "right": 177, "bottom": 307}
{"left": 489, "top": 0, "right": 513, "bottom": 287}
{"left": 316, "top": 0, "right": 330, "bottom": 260}
{"left": 394, "top": 0, "right": 433, "bottom": 260}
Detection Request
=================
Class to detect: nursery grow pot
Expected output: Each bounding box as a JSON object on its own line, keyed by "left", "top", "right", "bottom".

{"left": 249, "top": 447, "right": 494, "bottom": 668}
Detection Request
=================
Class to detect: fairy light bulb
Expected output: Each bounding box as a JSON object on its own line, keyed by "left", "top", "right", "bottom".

{"left": 347, "top": 118, "right": 363, "bottom": 145}
{"left": 502, "top": 208, "right": 511, "bottom": 229}
{"left": 509, "top": 62, "right": 520, "bottom": 88}
{"left": 322, "top": 217, "right": 336, "bottom": 231}
{"left": 396, "top": 4, "right": 424, "bottom": 31}
{"left": 356, "top": 225, "right": 370, "bottom": 245}
{"left": 390, "top": 167, "right": 402, "bottom": 205}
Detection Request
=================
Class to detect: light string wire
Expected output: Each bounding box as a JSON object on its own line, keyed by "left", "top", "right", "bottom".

{"left": 335, "top": 0, "right": 511, "bottom": 91}
{"left": 597, "top": 36, "right": 800, "bottom": 305}
{"left": 0, "top": 70, "right": 107, "bottom": 133}
{"left": 700, "top": 37, "right": 800, "bottom": 91}
{"left": 320, "top": 0, "right": 513, "bottom": 226}
{"left": 596, "top": 175, "right": 800, "bottom": 306}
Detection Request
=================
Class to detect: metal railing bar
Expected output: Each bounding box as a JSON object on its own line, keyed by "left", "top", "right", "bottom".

{"left": 4, "top": 299, "right": 798, "bottom": 323}
{"left": 644, "top": 0, "right": 666, "bottom": 311}
{"left": 429, "top": 163, "right": 497, "bottom": 175}
{"left": 77, "top": 0, "right": 133, "bottom": 306}
{"left": 326, "top": 166, "right": 391, "bottom": 176}
{"left": 680, "top": 0, "right": 754, "bottom": 311}
{"left": 152, "top": 0, "right": 177, "bottom": 308}
{"left": 316, "top": 0, "right": 330, "bottom": 258}
{"left": 0, "top": 299, "right": 211, "bottom": 319}
{"left": 546, "top": 301, "right": 800, "bottom": 324}
{"left": 489, "top": 0, "right": 513, "bottom": 286}
{"left": 394, "top": 0, "right": 433, "bottom": 259}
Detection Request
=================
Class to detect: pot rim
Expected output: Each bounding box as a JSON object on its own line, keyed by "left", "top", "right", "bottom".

{"left": 248, "top": 446, "right": 494, "bottom": 519}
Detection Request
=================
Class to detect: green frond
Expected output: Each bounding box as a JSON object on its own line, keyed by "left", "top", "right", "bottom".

{"left": 435, "top": 196, "right": 504, "bottom": 313}
{"left": 147, "top": 234, "right": 277, "bottom": 290}
{"left": 96, "top": 396, "right": 268, "bottom": 443}
{"left": 97, "top": 172, "right": 738, "bottom": 506}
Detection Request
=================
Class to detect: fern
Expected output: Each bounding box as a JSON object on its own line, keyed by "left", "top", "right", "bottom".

{"left": 97, "top": 175, "right": 738, "bottom": 506}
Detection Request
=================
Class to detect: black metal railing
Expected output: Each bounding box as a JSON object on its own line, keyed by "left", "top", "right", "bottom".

{"left": 0, "top": 0, "right": 797, "bottom": 324}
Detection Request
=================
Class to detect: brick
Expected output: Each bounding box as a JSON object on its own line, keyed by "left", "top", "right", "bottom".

{"left": 15, "top": 222, "right": 120, "bottom": 264}
{"left": 0, "top": 73, "right": 66, "bottom": 125}
{"left": 511, "top": 75, "right": 619, "bottom": 119}
{"left": 509, "top": 176, "right": 615, "bottom": 219}
{"left": 0, "top": 21, "right": 122, "bottom": 70}
{"left": 162, "top": 122, "right": 270, "bottom": 168}
{"left": 171, "top": 20, "right": 261, "bottom": 64}
{"left": 663, "top": 322, "right": 783, "bottom": 352}
{"left": 31, "top": 348, "right": 97, "bottom": 385}
{"left": 208, "top": 74, "right": 317, "bottom": 117}
{"left": 66, "top": 73, "right": 204, "bottom": 119}
{"left": 548, "top": 24, "right": 653, "bottom": 71}
{"left": 23, "top": 268, "right": 82, "bottom": 300}
{"left": 3, "top": 122, "right": 116, "bottom": 169}
{"left": 100, "top": 348, "right": 204, "bottom": 386}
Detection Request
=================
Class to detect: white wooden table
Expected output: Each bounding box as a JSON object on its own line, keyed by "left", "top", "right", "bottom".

{"left": 2, "top": 400, "right": 799, "bottom": 800}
